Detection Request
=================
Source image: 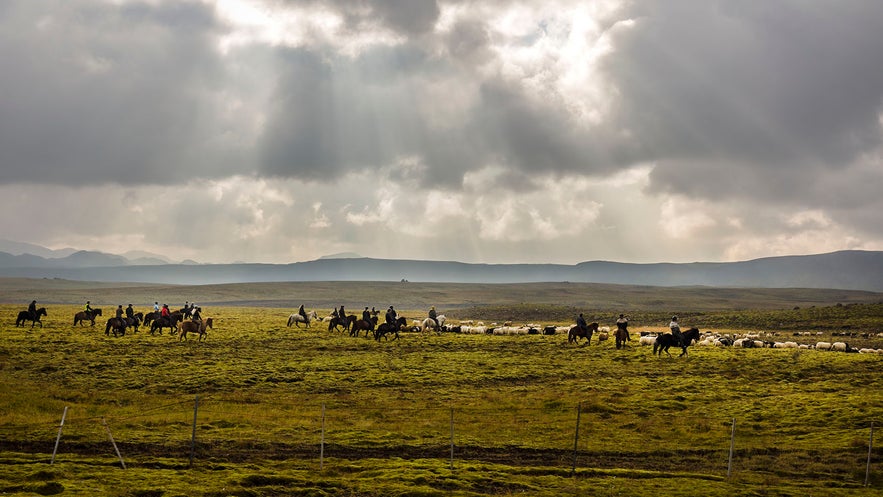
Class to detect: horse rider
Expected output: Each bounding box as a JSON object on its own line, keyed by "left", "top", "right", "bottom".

{"left": 669, "top": 316, "right": 684, "bottom": 347}
{"left": 616, "top": 313, "right": 630, "bottom": 341}
{"left": 153, "top": 301, "right": 160, "bottom": 313}
{"left": 125, "top": 304, "right": 135, "bottom": 320}
{"left": 576, "top": 313, "right": 588, "bottom": 333}
{"left": 28, "top": 300, "right": 37, "bottom": 320}
{"left": 160, "top": 304, "right": 171, "bottom": 320}
{"left": 298, "top": 304, "right": 307, "bottom": 320}
{"left": 428, "top": 306, "right": 439, "bottom": 328}
{"left": 191, "top": 306, "right": 202, "bottom": 322}
{"left": 362, "top": 307, "right": 371, "bottom": 323}
{"left": 385, "top": 306, "right": 397, "bottom": 325}
{"left": 338, "top": 305, "right": 346, "bottom": 322}
{"left": 84, "top": 300, "right": 94, "bottom": 320}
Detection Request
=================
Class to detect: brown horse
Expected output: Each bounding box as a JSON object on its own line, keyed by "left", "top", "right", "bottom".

{"left": 105, "top": 317, "right": 127, "bottom": 337}
{"left": 568, "top": 322, "right": 599, "bottom": 345}
{"left": 349, "top": 317, "right": 377, "bottom": 337}
{"left": 178, "top": 318, "right": 213, "bottom": 341}
{"left": 16, "top": 307, "right": 47, "bottom": 328}
{"left": 328, "top": 315, "right": 356, "bottom": 332}
{"left": 74, "top": 308, "right": 102, "bottom": 326}
{"left": 615, "top": 327, "right": 630, "bottom": 349}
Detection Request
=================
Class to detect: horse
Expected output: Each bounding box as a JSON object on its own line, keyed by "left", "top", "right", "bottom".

{"left": 16, "top": 307, "right": 47, "bottom": 328}
{"left": 124, "top": 316, "right": 142, "bottom": 333}
{"left": 374, "top": 317, "right": 407, "bottom": 341}
{"left": 143, "top": 311, "right": 158, "bottom": 326}
{"left": 349, "top": 317, "right": 377, "bottom": 338}
{"left": 287, "top": 310, "right": 318, "bottom": 328}
{"left": 614, "top": 327, "right": 630, "bottom": 349}
{"left": 74, "top": 308, "right": 102, "bottom": 327}
{"left": 178, "top": 318, "right": 213, "bottom": 342}
{"left": 105, "top": 317, "right": 127, "bottom": 337}
{"left": 653, "top": 327, "right": 702, "bottom": 357}
{"left": 328, "top": 315, "right": 356, "bottom": 333}
{"left": 568, "top": 322, "right": 599, "bottom": 345}
{"left": 420, "top": 315, "right": 446, "bottom": 333}
{"left": 149, "top": 313, "right": 182, "bottom": 336}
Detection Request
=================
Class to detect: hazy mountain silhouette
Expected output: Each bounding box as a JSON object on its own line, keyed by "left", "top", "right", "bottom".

{"left": 0, "top": 248, "right": 880, "bottom": 291}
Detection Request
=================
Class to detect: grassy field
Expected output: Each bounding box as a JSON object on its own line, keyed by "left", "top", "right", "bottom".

{"left": 1, "top": 280, "right": 882, "bottom": 496}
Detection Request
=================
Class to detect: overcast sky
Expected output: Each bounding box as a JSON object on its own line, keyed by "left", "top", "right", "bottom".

{"left": 2, "top": 0, "right": 882, "bottom": 264}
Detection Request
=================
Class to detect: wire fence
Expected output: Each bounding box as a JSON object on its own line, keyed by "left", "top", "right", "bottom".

{"left": 1, "top": 397, "right": 878, "bottom": 487}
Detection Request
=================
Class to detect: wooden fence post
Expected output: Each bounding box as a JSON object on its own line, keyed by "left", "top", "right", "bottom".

{"left": 866, "top": 421, "right": 875, "bottom": 487}
{"left": 449, "top": 407, "right": 455, "bottom": 470}
{"left": 50, "top": 406, "right": 68, "bottom": 465}
{"left": 103, "top": 418, "right": 126, "bottom": 469}
{"left": 189, "top": 395, "right": 199, "bottom": 468}
{"left": 320, "top": 403, "right": 326, "bottom": 470}
{"left": 571, "top": 402, "right": 582, "bottom": 477}
{"left": 727, "top": 417, "right": 736, "bottom": 478}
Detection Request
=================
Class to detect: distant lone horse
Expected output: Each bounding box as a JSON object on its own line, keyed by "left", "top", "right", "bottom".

{"left": 653, "top": 327, "right": 702, "bottom": 357}
{"left": 568, "top": 322, "right": 599, "bottom": 345}
{"left": 16, "top": 307, "right": 47, "bottom": 328}
{"left": 74, "top": 308, "right": 102, "bottom": 327}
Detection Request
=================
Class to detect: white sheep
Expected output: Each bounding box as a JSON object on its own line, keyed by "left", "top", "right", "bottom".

{"left": 815, "top": 342, "right": 833, "bottom": 350}
{"left": 831, "top": 342, "right": 850, "bottom": 352}
{"left": 639, "top": 335, "right": 657, "bottom": 346}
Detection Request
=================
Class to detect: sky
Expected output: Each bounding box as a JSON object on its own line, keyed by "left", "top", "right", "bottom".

{"left": 1, "top": 0, "right": 882, "bottom": 265}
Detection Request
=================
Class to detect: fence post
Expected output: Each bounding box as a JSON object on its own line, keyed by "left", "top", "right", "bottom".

{"left": 571, "top": 402, "right": 582, "bottom": 477}
{"left": 189, "top": 395, "right": 199, "bottom": 468}
{"left": 867, "top": 421, "right": 875, "bottom": 487}
{"left": 50, "top": 406, "right": 68, "bottom": 465}
{"left": 103, "top": 418, "right": 126, "bottom": 469}
{"left": 449, "top": 407, "right": 455, "bottom": 470}
{"left": 320, "top": 403, "right": 326, "bottom": 470}
{"left": 727, "top": 417, "right": 736, "bottom": 478}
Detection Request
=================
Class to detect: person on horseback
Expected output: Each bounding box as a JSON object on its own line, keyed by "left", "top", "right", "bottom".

{"left": 362, "top": 307, "right": 371, "bottom": 323}
{"left": 428, "top": 306, "right": 439, "bottom": 328}
{"left": 669, "top": 316, "right": 683, "bottom": 347}
{"left": 616, "top": 313, "right": 630, "bottom": 341}
{"left": 338, "top": 305, "right": 346, "bottom": 322}
{"left": 125, "top": 304, "right": 134, "bottom": 319}
{"left": 28, "top": 300, "right": 37, "bottom": 320}
{"left": 160, "top": 304, "right": 170, "bottom": 319}
{"left": 385, "top": 306, "right": 397, "bottom": 325}
{"left": 298, "top": 304, "right": 307, "bottom": 320}
{"left": 84, "top": 300, "right": 94, "bottom": 320}
{"left": 154, "top": 301, "right": 160, "bottom": 313}
{"left": 191, "top": 306, "right": 202, "bottom": 322}
{"left": 576, "top": 313, "right": 588, "bottom": 333}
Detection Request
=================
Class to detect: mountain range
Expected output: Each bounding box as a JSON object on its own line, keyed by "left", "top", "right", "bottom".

{"left": 0, "top": 240, "right": 881, "bottom": 292}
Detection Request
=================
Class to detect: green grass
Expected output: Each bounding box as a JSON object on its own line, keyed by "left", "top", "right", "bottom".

{"left": 1, "top": 295, "right": 883, "bottom": 496}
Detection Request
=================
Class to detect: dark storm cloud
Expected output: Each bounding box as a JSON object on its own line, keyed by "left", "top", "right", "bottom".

{"left": 601, "top": 1, "right": 883, "bottom": 198}
{"left": 0, "top": 0, "right": 243, "bottom": 185}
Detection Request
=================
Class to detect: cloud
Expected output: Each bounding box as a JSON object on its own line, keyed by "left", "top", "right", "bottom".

{"left": 1, "top": 0, "right": 881, "bottom": 265}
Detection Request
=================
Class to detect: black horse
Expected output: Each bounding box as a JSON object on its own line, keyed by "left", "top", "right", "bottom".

{"left": 653, "top": 327, "right": 702, "bottom": 357}
{"left": 328, "top": 315, "right": 356, "bottom": 333}
{"left": 149, "top": 315, "right": 181, "bottom": 336}
{"left": 16, "top": 307, "right": 47, "bottom": 328}
{"left": 374, "top": 317, "right": 407, "bottom": 341}
{"left": 105, "top": 317, "right": 127, "bottom": 337}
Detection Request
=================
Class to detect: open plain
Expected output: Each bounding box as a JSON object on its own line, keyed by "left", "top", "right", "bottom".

{"left": 1, "top": 279, "right": 882, "bottom": 496}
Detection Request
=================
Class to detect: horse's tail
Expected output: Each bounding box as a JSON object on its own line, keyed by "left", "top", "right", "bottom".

{"left": 653, "top": 340, "right": 660, "bottom": 355}
{"left": 287, "top": 315, "right": 294, "bottom": 327}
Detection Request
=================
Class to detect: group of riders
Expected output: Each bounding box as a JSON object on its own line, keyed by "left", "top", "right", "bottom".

{"left": 19, "top": 299, "right": 204, "bottom": 333}
{"left": 573, "top": 313, "right": 687, "bottom": 346}
{"left": 295, "top": 303, "right": 441, "bottom": 329}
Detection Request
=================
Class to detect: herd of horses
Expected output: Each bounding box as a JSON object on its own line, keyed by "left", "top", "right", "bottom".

{"left": 287, "top": 309, "right": 411, "bottom": 341}
{"left": 14, "top": 305, "right": 210, "bottom": 341}
{"left": 14, "top": 305, "right": 701, "bottom": 354}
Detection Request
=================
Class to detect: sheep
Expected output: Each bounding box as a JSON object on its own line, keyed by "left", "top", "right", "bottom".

{"left": 831, "top": 342, "right": 855, "bottom": 352}
{"left": 460, "top": 320, "right": 474, "bottom": 326}
{"left": 859, "top": 348, "right": 877, "bottom": 354}
{"left": 815, "top": 342, "right": 833, "bottom": 351}
{"left": 542, "top": 326, "right": 556, "bottom": 335}
{"left": 597, "top": 332, "right": 608, "bottom": 341}
{"left": 639, "top": 335, "right": 657, "bottom": 346}
{"left": 598, "top": 326, "right": 610, "bottom": 333}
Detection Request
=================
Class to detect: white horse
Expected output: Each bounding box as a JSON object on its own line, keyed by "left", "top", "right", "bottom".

{"left": 421, "top": 315, "right": 446, "bottom": 333}
{"left": 287, "top": 310, "right": 318, "bottom": 328}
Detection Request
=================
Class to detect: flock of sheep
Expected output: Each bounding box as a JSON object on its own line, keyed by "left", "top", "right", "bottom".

{"left": 419, "top": 318, "right": 883, "bottom": 354}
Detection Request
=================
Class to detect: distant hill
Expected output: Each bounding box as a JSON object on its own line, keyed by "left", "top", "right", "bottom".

{"left": 0, "top": 250, "right": 880, "bottom": 291}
